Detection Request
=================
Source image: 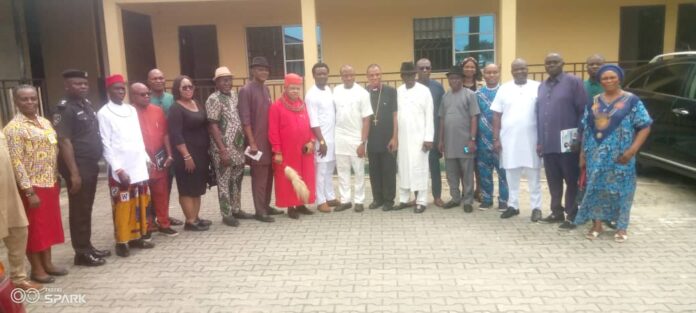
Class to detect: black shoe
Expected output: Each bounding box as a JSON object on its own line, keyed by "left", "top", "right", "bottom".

{"left": 414, "top": 205, "right": 426, "bottom": 214}
{"left": 478, "top": 203, "right": 493, "bottom": 211}
{"left": 222, "top": 215, "right": 240, "bottom": 227}
{"left": 558, "top": 221, "right": 577, "bottom": 230}
{"left": 334, "top": 202, "right": 352, "bottom": 212}
{"left": 354, "top": 204, "right": 364, "bottom": 213}
{"left": 392, "top": 203, "right": 409, "bottom": 211}
{"left": 531, "top": 209, "right": 542, "bottom": 223}
{"left": 115, "top": 243, "right": 130, "bottom": 257}
{"left": 463, "top": 204, "right": 474, "bottom": 213}
{"left": 129, "top": 239, "right": 155, "bottom": 249}
{"left": 232, "top": 211, "right": 255, "bottom": 219}
{"left": 497, "top": 202, "right": 509, "bottom": 212}
{"left": 159, "top": 227, "right": 179, "bottom": 237}
{"left": 267, "top": 207, "right": 284, "bottom": 215}
{"left": 368, "top": 202, "right": 384, "bottom": 210}
{"left": 443, "top": 200, "right": 460, "bottom": 209}
{"left": 74, "top": 253, "right": 106, "bottom": 266}
{"left": 141, "top": 232, "right": 153, "bottom": 242}
{"left": 382, "top": 202, "right": 394, "bottom": 211}
{"left": 89, "top": 247, "right": 111, "bottom": 258}
{"left": 500, "top": 207, "right": 520, "bottom": 219}
{"left": 184, "top": 222, "right": 210, "bottom": 231}
{"left": 288, "top": 207, "right": 300, "bottom": 219}
{"left": 540, "top": 213, "right": 565, "bottom": 223}
{"left": 254, "top": 214, "right": 275, "bottom": 223}
{"left": 168, "top": 216, "right": 184, "bottom": 226}
{"left": 196, "top": 218, "right": 212, "bottom": 227}
{"left": 296, "top": 205, "right": 314, "bottom": 215}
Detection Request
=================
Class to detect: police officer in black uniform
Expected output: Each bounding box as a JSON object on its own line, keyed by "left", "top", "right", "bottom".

{"left": 53, "top": 69, "right": 110, "bottom": 266}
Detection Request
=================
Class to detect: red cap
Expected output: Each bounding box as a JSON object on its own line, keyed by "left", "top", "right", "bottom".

{"left": 105, "top": 74, "right": 125, "bottom": 88}
{"left": 284, "top": 73, "right": 303, "bottom": 87}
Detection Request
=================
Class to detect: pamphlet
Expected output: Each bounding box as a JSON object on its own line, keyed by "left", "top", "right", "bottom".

{"left": 560, "top": 128, "right": 578, "bottom": 153}
{"left": 244, "top": 146, "right": 263, "bottom": 161}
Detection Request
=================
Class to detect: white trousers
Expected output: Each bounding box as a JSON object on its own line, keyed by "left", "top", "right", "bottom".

{"left": 399, "top": 188, "right": 427, "bottom": 206}
{"left": 505, "top": 167, "right": 542, "bottom": 211}
{"left": 336, "top": 155, "right": 365, "bottom": 204}
{"left": 315, "top": 161, "right": 336, "bottom": 205}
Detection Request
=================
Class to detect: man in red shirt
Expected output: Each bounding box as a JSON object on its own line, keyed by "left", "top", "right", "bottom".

{"left": 131, "top": 82, "right": 178, "bottom": 237}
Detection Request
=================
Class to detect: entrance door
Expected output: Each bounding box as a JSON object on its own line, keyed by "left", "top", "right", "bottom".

{"left": 179, "top": 25, "right": 219, "bottom": 81}
{"left": 246, "top": 26, "right": 284, "bottom": 80}
{"left": 619, "top": 5, "right": 665, "bottom": 65}
{"left": 122, "top": 10, "right": 156, "bottom": 83}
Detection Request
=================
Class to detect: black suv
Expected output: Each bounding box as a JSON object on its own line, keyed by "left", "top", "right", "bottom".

{"left": 623, "top": 52, "right": 696, "bottom": 180}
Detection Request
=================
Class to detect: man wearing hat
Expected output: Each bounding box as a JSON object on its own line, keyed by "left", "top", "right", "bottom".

{"left": 206, "top": 66, "right": 254, "bottom": 227}
{"left": 239, "top": 57, "right": 284, "bottom": 222}
{"left": 393, "top": 62, "right": 434, "bottom": 213}
{"left": 98, "top": 74, "right": 154, "bottom": 257}
{"left": 54, "top": 69, "right": 110, "bottom": 266}
{"left": 438, "top": 65, "right": 480, "bottom": 212}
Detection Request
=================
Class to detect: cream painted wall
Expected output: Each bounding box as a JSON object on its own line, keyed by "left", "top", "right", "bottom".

{"left": 517, "top": 0, "right": 687, "bottom": 65}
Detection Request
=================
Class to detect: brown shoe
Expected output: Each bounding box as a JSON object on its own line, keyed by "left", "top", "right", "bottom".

{"left": 15, "top": 279, "right": 44, "bottom": 291}
{"left": 326, "top": 199, "right": 340, "bottom": 207}
{"left": 317, "top": 203, "right": 331, "bottom": 213}
{"left": 433, "top": 198, "right": 445, "bottom": 208}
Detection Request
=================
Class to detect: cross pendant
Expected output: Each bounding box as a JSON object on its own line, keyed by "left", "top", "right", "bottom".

{"left": 373, "top": 118, "right": 378, "bottom": 125}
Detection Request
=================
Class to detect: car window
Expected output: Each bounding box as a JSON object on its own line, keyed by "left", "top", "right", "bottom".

{"left": 626, "top": 72, "right": 649, "bottom": 89}
{"left": 688, "top": 69, "right": 696, "bottom": 100}
{"left": 642, "top": 63, "right": 693, "bottom": 97}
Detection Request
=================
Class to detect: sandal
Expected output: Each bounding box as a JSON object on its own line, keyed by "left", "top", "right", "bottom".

{"left": 30, "top": 274, "right": 55, "bottom": 284}
{"left": 585, "top": 230, "right": 601, "bottom": 240}
{"left": 614, "top": 232, "right": 628, "bottom": 243}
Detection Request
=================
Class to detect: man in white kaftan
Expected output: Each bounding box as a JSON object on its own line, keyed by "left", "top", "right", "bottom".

{"left": 393, "top": 62, "right": 434, "bottom": 213}
{"left": 491, "top": 59, "right": 544, "bottom": 222}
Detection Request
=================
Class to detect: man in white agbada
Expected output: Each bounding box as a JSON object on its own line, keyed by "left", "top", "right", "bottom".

{"left": 332, "top": 65, "right": 372, "bottom": 213}
{"left": 306, "top": 63, "right": 339, "bottom": 213}
{"left": 491, "top": 59, "right": 544, "bottom": 222}
{"left": 97, "top": 75, "right": 154, "bottom": 258}
{"left": 393, "top": 62, "right": 434, "bottom": 214}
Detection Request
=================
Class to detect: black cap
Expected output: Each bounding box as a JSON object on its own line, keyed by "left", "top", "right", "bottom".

{"left": 62, "top": 69, "right": 88, "bottom": 79}
{"left": 446, "top": 65, "right": 464, "bottom": 77}
{"left": 400, "top": 62, "right": 417, "bottom": 74}
{"left": 250, "top": 56, "right": 270, "bottom": 69}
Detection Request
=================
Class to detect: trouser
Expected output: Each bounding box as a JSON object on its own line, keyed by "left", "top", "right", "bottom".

{"left": 477, "top": 149, "right": 508, "bottom": 205}
{"left": 400, "top": 187, "right": 427, "bottom": 206}
{"left": 429, "top": 149, "right": 442, "bottom": 199}
{"left": 2, "top": 226, "right": 28, "bottom": 283}
{"left": 367, "top": 151, "right": 397, "bottom": 205}
{"left": 214, "top": 163, "right": 244, "bottom": 217}
{"left": 505, "top": 167, "right": 542, "bottom": 212}
{"left": 250, "top": 164, "right": 273, "bottom": 215}
{"left": 148, "top": 175, "right": 171, "bottom": 229}
{"left": 445, "top": 157, "right": 475, "bottom": 205}
{"left": 63, "top": 162, "right": 98, "bottom": 254}
{"left": 336, "top": 154, "right": 365, "bottom": 204}
{"left": 315, "top": 161, "right": 337, "bottom": 205}
{"left": 543, "top": 152, "right": 580, "bottom": 220}
{"left": 109, "top": 177, "right": 149, "bottom": 244}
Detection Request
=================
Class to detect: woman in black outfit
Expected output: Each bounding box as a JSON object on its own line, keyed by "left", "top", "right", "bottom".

{"left": 168, "top": 75, "right": 212, "bottom": 231}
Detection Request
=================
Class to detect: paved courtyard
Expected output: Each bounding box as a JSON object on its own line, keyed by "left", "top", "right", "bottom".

{"left": 7, "top": 167, "right": 696, "bottom": 313}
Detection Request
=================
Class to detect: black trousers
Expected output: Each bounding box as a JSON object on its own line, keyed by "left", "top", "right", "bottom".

{"left": 62, "top": 161, "right": 99, "bottom": 254}
{"left": 543, "top": 152, "right": 580, "bottom": 220}
{"left": 250, "top": 164, "right": 273, "bottom": 215}
{"left": 368, "top": 150, "right": 397, "bottom": 205}
{"left": 429, "top": 149, "right": 442, "bottom": 198}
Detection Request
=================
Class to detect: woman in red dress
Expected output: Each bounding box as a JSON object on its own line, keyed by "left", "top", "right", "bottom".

{"left": 268, "top": 74, "right": 316, "bottom": 219}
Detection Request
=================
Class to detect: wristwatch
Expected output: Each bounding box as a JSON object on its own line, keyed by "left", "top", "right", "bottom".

{"left": 320, "top": 140, "right": 326, "bottom": 145}
{"left": 24, "top": 190, "right": 35, "bottom": 197}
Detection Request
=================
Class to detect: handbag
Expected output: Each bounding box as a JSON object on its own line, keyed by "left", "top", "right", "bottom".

{"left": 207, "top": 158, "right": 218, "bottom": 189}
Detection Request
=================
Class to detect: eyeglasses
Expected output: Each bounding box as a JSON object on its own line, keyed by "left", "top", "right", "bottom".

{"left": 419, "top": 66, "right": 431, "bottom": 71}
{"left": 181, "top": 85, "right": 194, "bottom": 91}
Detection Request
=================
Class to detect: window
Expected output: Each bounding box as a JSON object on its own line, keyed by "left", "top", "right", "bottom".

{"left": 642, "top": 64, "right": 693, "bottom": 97}
{"left": 619, "top": 6, "right": 665, "bottom": 62}
{"left": 414, "top": 15, "right": 495, "bottom": 71}
{"left": 676, "top": 3, "right": 696, "bottom": 51}
{"left": 246, "top": 25, "right": 321, "bottom": 79}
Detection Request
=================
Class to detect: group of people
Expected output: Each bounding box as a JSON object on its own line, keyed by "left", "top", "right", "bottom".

{"left": 0, "top": 52, "right": 652, "bottom": 291}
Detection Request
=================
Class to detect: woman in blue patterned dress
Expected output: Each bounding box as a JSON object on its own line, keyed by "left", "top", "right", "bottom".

{"left": 574, "top": 64, "right": 652, "bottom": 243}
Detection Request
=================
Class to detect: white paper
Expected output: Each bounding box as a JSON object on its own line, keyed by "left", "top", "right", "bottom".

{"left": 560, "top": 128, "right": 578, "bottom": 153}
{"left": 244, "top": 146, "right": 263, "bottom": 161}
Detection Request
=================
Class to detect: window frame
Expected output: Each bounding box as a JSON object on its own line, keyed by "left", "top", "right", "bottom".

{"left": 452, "top": 14, "right": 496, "bottom": 67}
{"left": 281, "top": 24, "right": 322, "bottom": 76}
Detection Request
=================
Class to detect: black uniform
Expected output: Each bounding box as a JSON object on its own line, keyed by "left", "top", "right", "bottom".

{"left": 53, "top": 97, "right": 102, "bottom": 254}
{"left": 367, "top": 84, "right": 398, "bottom": 206}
